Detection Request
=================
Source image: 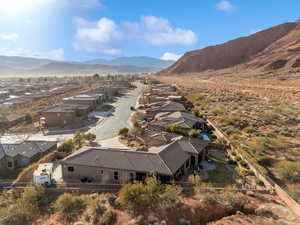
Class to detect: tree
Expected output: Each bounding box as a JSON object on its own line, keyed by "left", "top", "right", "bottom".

{"left": 93, "top": 73, "right": 100, "bottom": 79}
{"left": 57, "top": 140, "right": 75, "bottom": 153}
{"left": 84, "top": 133, "right": 96, "bottom": 144}
{"left": 25, "top": 113, "right": 33, "bottom": 124}
{"left": 118, "top": 127, "right": 129, "bottom": 136}
{"left": 73, "top": 131, "right": 85, "bottom": 148}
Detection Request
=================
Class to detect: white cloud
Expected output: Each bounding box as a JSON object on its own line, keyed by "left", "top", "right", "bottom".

{"left": 0, "top": 33, "right": 19, "bottom": 41}
{"left": 124, "top": 16, "right": 198, "bottom": 46}
{"left": 217, "top": 0, "right": 235, "bottom": 12}
{"left": 161, "top": 52, "right": 182, "bottom": 61}
{"left": 73, "top": 17, "right": 122, "bottom": 55}
{"left": 0, "top": 48, "right": 64, "bottom": 60}
{"left": 72, "top": 16, "right": 198, "bottom": 56}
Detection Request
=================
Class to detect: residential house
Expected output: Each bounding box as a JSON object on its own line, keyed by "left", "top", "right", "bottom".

{"left": 0, "top": 140, "right": 57, "bottom": 176}
{"left": 144, "top": 101, "right": 187, "bottom": 119}
{"left": 148, "top": 111, "right": 206, "bottom": 132}
{"left": 81, "top": 87, "right": 119, "bottom": 101}
{"left": 42, "top": 104, "right": 90, "bottom": 127}
{"left": 0, "top": 114, "right": 25, "bottom": 128}
{"left": 60, "top": 137, "right": 209, "bottom": 184}
{"left": 62, "top": 94, "right": 103, "bottom": 110}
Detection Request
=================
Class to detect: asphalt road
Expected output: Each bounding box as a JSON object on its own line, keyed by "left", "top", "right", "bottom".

{"left": 90, "top": 82, "right": 144, "bottom": 141}
{"left": 4, "top": 82, "right": 145, "bottom": 143}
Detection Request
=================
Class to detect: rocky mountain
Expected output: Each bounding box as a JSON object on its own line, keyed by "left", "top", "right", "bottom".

{"left": 0, "top": 55, "right": 172, "bottom": 76}
{"left": 161, "top": 20, "right": 300, "bottom": 74}
{"left": 85, "top": 56, "right": 175, "bottom": 69}
{"left": 0, "top": 56, "right": 53, "bottom": 70}
{"left": 30, "top": 61, "right": 158, "bottom": 74}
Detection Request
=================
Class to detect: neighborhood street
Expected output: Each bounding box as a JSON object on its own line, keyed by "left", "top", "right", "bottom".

{"left": 1, "top": 82, "right": 144, "bottom": 144}
{"left": 23, "top": 82, "right": 145, "bottom": 143}
{"left": 91, "top": 82, "right": 144, "bottom": 141}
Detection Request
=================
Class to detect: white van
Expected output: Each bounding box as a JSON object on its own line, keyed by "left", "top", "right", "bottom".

{"left": 33, "top": 163, "right": 53, "bottom": 186}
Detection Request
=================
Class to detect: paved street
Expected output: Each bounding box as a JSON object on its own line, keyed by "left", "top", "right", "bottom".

{"left": 91, "top": 82, "right": 144, "bottom": 141}
{"left": 2, "top": 82, "right": 144, "bottom": 144}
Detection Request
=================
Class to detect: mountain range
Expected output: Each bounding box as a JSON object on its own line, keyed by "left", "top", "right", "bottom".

{"left": 0, "top": 56, "right": 175, "bottom": 76}
{"left": 162, "top": 20, "right": 300, "bottom": 74}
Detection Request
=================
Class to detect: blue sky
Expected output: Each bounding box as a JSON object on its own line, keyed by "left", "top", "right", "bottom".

{"left": 0, "top": 0, "right": 299, "bottom": 62}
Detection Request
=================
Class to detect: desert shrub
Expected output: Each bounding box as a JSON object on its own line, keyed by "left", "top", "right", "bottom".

{"left": 238, "top": 168, "right": 254, "bottom": 177}
{"left": 118, "top": 127, "right": 129, "bottom": 136}
{"left": 194, "top": 109, "right": 204, "bottom": 118}
{"left": 83, "top": 197, "right": 107, "bottom": 224}
{"left": 243, "top": 126, "right": 255, "bottom": 133}
{"left": 84, "top": 133, "right": 96, "bottom": 143}
{"left": 178, "top": 218, "right": 191, "bottom": 225}
{"left": 21, "top": 185, "right": 48, "bottom": 208}
{"left": 287, "top": 185, "right": 300, "bottom": 203}
{"left": 256, "top": 179, "right": 264, "bottom": 186}
{"left": 274, "top": 161, "right": 300, "bottom": 183}
{"left": 247, "top": 137, "right": 269, "bottom": 155}
{"left": 221, "top": 192, "right": 246, "bottom": 210}
{"left": 210, "top": 107, "right": 226, "bottom": 116}
{"left": 0, "top": 185, "right": 47, "bottom": 225}
{"left": 188, "top": 129, "right": 200, "bottom": 138}
{"left": 53, "top": 193, "right": 86, "bottom": 219}
{"left": 239, "top": 160, "right": 248, "bottom": 167}
{"left": 227, "top": 159, "right": 236, "bottom": 165}
{"left": 219, "top": 115, "right": 237, "bottom": 125}
{"left": 98, "top": 210, "right": 116, "bottom": 225}
{"left": 269, "top": 136, "right": 289, "bottom": 150}
{"left": 118, "top": 176, "right": 180, "bottom": 211}
{"left": 166, "top": 124, "right": 186, "bottom": 135}
{"left": 202, "top": 193, "right": 218, "bottom": 205}
{"left": 256, "top": 156, "right": 272, "bottom": 167}
{"left": 0, "top": 203, "right": 32, "bottom": 225}
{"left": 261, "top": 111, "right": 280, "bottom": 122}
{"left": 160, "top": 185, "right": 182, "bottom": 208}
{"left": 214, "top": 137, "right": 227, "bottom": 145}
{"left": 57, "top": 139, "right": 75, "bottom": 153}
{"left": 118, "top": 181, "right": 153, "bottom": 211}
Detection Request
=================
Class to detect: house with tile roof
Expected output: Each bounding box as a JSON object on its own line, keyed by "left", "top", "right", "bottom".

{"left": 0, "top": 140, "right": 57, "bottom": 176}
{"left": 60, "top": 136, "right": 209, "bottom": 184}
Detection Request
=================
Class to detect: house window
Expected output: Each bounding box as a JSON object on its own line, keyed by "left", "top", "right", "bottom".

{"left": 7, "top": 162, "right": 13, "bottom": 168}
{"left": 68, "top": 166, "right": 74, "bottom": 172}
{"left": 114, "top": 171, "right": 119, "bottom": 181}
{"left": 185, "top": 159, "right": 190, "bottom": 168}
{"left": 100, "top": 170, "right": 104, "bottom": 175}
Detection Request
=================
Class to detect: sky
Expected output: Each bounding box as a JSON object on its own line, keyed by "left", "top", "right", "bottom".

{"left": 0, "top": 0, "right": 299, "bottom": 62}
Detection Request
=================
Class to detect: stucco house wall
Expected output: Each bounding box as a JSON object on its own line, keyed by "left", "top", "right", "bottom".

{"left": 61, "top": 163, "right": 136, "bottom": 184}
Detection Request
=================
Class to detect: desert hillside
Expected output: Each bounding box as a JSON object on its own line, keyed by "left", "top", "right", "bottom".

{"left": 161, "top": 20, "right": 300, "bottom": 74}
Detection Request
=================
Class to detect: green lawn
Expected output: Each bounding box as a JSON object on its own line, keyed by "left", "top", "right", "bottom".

{"left": 101, "top": 104, "right": 114, "bottom": 111}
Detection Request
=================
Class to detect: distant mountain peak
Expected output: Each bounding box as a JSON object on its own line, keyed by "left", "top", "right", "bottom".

{"left": 85, "top": 56, "right": 175, "bottom": 69}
